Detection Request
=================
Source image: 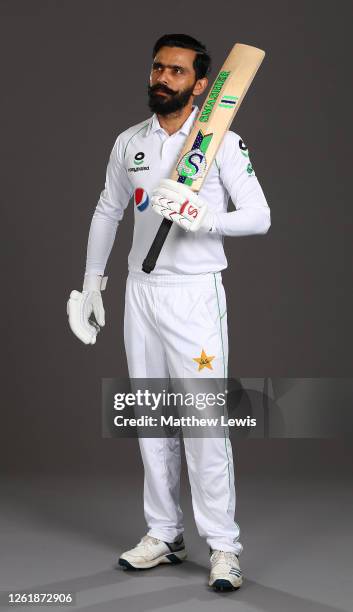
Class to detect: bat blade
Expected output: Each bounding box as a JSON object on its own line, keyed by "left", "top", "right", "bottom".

{"left": 142, "top": 43, "right": 265, "bottom": 274}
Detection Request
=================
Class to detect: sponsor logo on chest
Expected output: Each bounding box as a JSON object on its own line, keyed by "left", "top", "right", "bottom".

{"left": 128, "top": 151, "right": 150, "bottom": 173}
{"left": 134, "top": 187, "right": 149, "bottom": 212}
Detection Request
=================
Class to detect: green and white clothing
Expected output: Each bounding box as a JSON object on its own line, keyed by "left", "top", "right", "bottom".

{"left": 85, "top": 105, "right": 270, "bottom": 277}
{"left": 84, "top": 106, "right": 270, "bottom": 554}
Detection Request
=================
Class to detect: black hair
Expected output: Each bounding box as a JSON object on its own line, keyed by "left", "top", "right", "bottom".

{"left": 152, "top": 33, "right": 211, "bottom": 80}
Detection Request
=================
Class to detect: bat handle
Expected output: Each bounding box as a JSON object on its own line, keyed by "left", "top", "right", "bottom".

{"left": 142, "top": 218, "right": 173, "bottom": 274}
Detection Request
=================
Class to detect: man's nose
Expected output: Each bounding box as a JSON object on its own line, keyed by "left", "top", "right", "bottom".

{"left": 156, "top": 69, "right": 169, "bottom": 84}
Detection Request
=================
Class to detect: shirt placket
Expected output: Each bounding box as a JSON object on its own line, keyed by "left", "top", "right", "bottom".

{"left": 158, "top": 132, "right": 184, "bottom": 176}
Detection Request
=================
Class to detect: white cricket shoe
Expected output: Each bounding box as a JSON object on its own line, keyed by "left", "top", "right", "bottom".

{"left": 209, "top": 550, "right": 243, "bottom": 591}
{"left": 118, "top": 534, "right": 187, "bottom": 570}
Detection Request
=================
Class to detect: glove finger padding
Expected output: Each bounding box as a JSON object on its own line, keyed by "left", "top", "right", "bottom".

{"left": 152, "top": 181, "right": 208, "bottom": 232}
{"left": 152, "top": 195, "right": 208, "bottom": 231}
{"left": 151, "top": 201, "right": 193, "bottom": 231}
{"left": 92, "top": 293, "right": 105, "bottom": 327}
{"left": 67, "top": 290, "right": 100, "bottom": 345}
{"left": 156, "top": 178, "right": 201, "bottom": 204}
{"left": 151, "top": 185, "right": 204, "bottom": 208}
{"left": 151, "top": 187, "right": 184, "bottom": 211}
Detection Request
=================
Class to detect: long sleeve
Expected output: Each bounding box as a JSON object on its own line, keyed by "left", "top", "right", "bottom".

{"left": 84, "top": 135, "right": 134, "bottom": 277}
{"left": 213, "top": 131, "right": 271, "bottom": 237}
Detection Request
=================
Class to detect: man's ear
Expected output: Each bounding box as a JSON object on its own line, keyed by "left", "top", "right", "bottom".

{"left": 193, "top": 77, "right": 208, "bottom": 96}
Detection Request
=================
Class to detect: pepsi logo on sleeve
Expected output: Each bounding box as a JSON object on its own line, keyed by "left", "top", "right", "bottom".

{"left": 134, "top": 188, "right": 149, "bottom": 212}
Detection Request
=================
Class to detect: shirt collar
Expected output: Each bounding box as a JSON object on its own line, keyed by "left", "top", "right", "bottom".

{"left": 145, "top": 105, "right": 199, "bottom": 137}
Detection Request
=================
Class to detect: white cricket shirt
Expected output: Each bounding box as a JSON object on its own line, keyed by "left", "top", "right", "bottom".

{"left": 85, "top": 106, "right": 270, "bottom": 277}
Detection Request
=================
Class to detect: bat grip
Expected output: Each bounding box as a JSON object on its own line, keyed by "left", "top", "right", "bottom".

{"left": 142, "top": 218, "right": 173, "bottom": 274}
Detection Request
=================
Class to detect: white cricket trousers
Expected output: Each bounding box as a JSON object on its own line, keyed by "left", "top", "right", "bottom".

{"left": 124, "top": 270, "right": 242, "bottom": 554}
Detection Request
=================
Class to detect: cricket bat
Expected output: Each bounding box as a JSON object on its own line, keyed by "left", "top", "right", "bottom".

{"left": 142, "top": 42, "right": 265, "bottom": 274}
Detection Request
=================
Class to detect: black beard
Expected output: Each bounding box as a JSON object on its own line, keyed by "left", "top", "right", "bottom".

{"left": 147, "top": 83, "right": 195, "bottom": 116}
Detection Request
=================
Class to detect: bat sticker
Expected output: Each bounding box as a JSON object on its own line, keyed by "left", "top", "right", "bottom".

{"left": 219, "top": 95, "right": 239, "bottom": 109}
{"left": 176, "top": 130, "right": 213, "bottom": 184}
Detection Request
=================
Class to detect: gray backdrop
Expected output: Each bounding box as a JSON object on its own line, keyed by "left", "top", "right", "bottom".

{"left": 1, "top": 0, "right": 353, "bottom": 476}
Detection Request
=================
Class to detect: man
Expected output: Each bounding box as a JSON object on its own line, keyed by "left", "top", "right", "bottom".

{"left": 68, "top": 33, "right": 270, "bottom": 591}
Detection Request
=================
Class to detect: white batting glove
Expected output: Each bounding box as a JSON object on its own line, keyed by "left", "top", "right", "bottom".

{"left": 67, "top": 274, "right": 107, "bottom": 345}
{"left": 151, "top": 178, "right": 215, "bottom": 232}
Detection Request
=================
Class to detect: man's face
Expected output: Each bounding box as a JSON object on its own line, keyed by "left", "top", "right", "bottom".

{"left": 148, "top": 46, "right": 203, "bottom": 116}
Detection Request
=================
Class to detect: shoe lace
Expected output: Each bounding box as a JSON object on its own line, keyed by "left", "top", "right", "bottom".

{"left": 140, "top": 535, "right": 161, "bottom": 548}
{"left": 211, "top": 550, "right": 238, "bottom": 566}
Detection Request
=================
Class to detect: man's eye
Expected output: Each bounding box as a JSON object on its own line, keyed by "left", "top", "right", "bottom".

{"left": 153, "top": 65, "right": 163, "bottom": 71}
{"left": 174, "top": 68, "right": 183, "bottom": 74}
